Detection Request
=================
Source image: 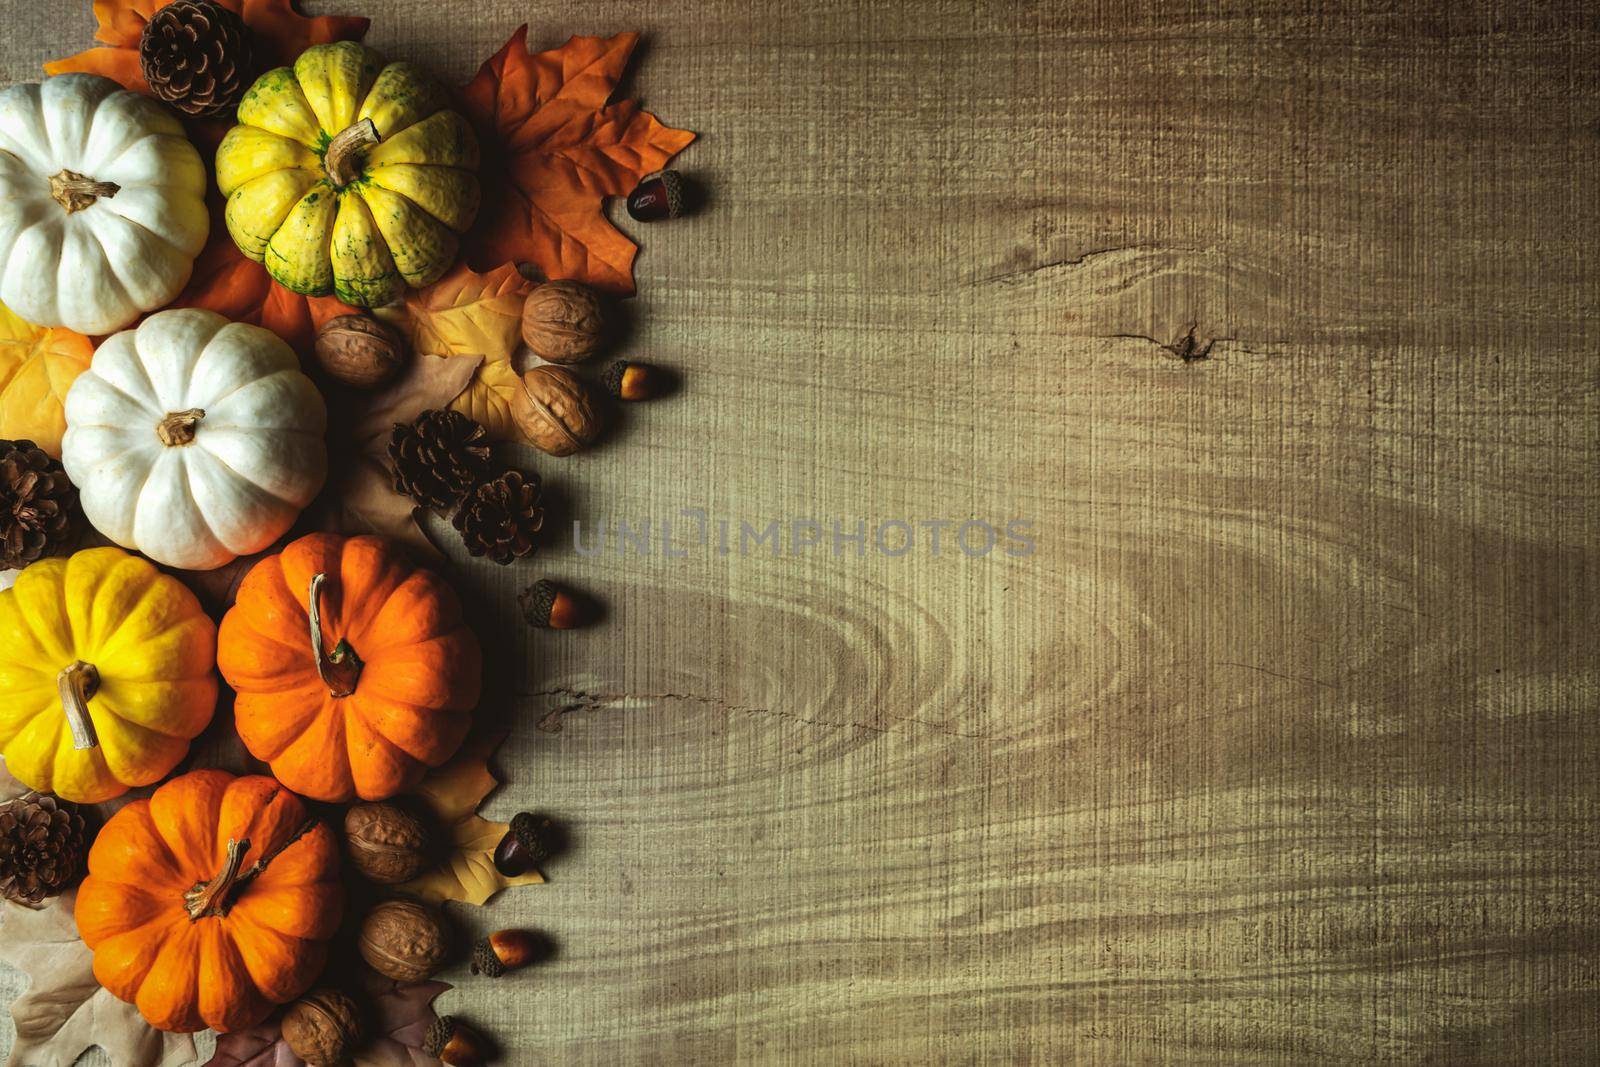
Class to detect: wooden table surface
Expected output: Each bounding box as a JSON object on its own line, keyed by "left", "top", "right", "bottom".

{"left": 3, "top": 1, "right": 1600, "bottom": 1064}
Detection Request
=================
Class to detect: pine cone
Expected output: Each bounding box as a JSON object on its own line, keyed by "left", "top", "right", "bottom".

{"left": 139, "top": 0, "right": 255, "bottom": 118}
{"left": 452, "top": 470, "right": 543, "bottom": 564}
{"left": 0, "top": 439, "right": 78, "bottom": 570}
{"left": 0, "top": 793, "right": 87, "bottom": 905}
{"left": 388, "top": 410, "right": 493, "bottom": 509}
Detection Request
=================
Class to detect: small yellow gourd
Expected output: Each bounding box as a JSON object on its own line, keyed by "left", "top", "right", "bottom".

{"left": 215, "top": 42, "right": 479, "bottom": 307}
{"left": 0, "top": 548, "right": 218, "bottom": 803}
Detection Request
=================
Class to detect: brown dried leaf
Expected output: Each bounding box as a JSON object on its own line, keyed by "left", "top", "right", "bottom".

{"left": 398, "top": 733, "right": 544, "bottom": 906}
{"left": 0, "top": 890, "right": 201, "bottom": 1067}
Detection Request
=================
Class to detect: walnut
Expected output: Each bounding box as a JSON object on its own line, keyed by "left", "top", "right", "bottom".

{"left": 357, "top": 899, "right": 449, "bottom": 981}
{"left": 281, "top": 988, "right": 363, "bottom": 1067}
{"left": 314, "top": 313, "right": 407, "bottom": 389}
{"left": 521, "top": 280, "right": 604, "bottom": 364}
{"left": 512, "top": 365, "right": 603, "bottom": 457}
{"left": 343, "top": 802, "right": 431, "bottom": 885}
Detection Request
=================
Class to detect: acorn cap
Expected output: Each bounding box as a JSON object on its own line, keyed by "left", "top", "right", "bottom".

{"left": 423, "top": 1015, "right": 457, "bottom": 1056}
{"left": 600, "top": 360, "right": 629, "bottom": 397}
{"left": 472, "top": 937, "right": 507, "bottom": 978}
{"left": 509, "top": 812, "right": 551, "bottom": 863}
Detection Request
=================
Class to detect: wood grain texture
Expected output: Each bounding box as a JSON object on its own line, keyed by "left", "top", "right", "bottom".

{"left": 3, "top": 1, "right": 1600, "bottom": 1064}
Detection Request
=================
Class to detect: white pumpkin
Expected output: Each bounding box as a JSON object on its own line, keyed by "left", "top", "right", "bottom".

{"left": 0, "top": 74, "right": 208, "bottom": 335}
{"left": 62, "top": 308, "right": 327, "bottom": 570}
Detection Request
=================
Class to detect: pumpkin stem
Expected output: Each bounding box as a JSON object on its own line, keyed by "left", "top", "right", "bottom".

{"left": 324, "top": 118, "right": 380, "bottom": 188}
{"left": 156, "top": 408, "right": 206, "bottom": 447}
{"left": 184, "top": 837, "right": 251, "bottom": 920}
{"left": 55, "top": 660, "right": 100, "bottom": 751}
{"left": 48, "top": 169, "right": 120, "bottom": 213}
{"left": 309, "top": 572, "right": 364, "bottom": 698}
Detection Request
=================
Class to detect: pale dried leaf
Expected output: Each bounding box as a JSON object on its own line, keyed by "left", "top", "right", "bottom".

{"left": 0, "top": 891, "right": 200, "bottom": 1067}
{"left": 398, "top": 733, "right": 544, "bottom": 906}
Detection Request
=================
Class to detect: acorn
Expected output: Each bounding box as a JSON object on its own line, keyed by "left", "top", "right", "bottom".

{"left": 600, "top": 360, "right": 669, "bottom": 401}
{"left": 472, "top": 928, "right": 543, "bottom": 977}
{"left": 626, "top": 170, "right": 685, "bottom": 222}
{"left": 491, "top": 812, "right": 551, "bottom": 878}
{"left": 424, "top": 1016, "right": 491, "bottom": 1066}
{"left": 518, "top": 579, "right": 588, "bottom": 629}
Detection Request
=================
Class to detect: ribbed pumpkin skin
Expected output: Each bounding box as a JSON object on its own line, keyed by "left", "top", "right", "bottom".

{"left": 214, "top": 42, "right": 479, "bottom": 306}
{"left": 217, "top": 533, "right": 480, "bottom": 802}
{"left": 75, "top": 770, "right": 343, "bottom": 1033}
{"left": 0, "top": 547, "right": 217, "bottom": 803}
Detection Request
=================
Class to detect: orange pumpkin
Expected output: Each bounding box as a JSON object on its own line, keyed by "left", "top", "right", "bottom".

{"left": 217, "top": 533, "right": 481, "bottom": 802}
{"left": 74, "top": 770, "right": 342, "bottom": 1033}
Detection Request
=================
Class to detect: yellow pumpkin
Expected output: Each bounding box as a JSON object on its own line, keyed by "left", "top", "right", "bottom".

{"left": 0, "top": 300, "right": 91, "bottom": 458}
{"left": 0, "top": 548, "right": 218, "bottom": 803}
{"left": 215, "top": 42, "right": 480, "bottom": 307}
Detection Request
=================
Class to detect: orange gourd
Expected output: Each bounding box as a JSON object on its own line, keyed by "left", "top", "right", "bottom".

{"left": 217, "top": 533, "right": 481, "bottom": 802}
{"left": 74, "top": 770, "right": 343, "bottom": 1032}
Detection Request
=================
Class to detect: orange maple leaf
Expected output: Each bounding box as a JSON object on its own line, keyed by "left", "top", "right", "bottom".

{"left": 459, "top": 27, "right": 695, "bottom": 295}
{"left": 44, "top": 0, "right": 369, "bottom": 93}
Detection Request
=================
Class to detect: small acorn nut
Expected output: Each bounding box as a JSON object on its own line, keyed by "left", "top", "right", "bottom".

{"left": 518, "top": 579, "right": 587, "bottom": 629}
{"left": 280, "top": 988, "right": 363, "bottom": 1067}
{"left": 425, "top": 1016, "right": 490, "bottom": 1066}
{"left": 492, "top": 812, "right": 552, "bottom": 878}
{"left": 357, "top": 899, "right": 449, "bottom": 981}
{"left": 601, "top": 360, "right": 668, "bottom": 401}
{"left": 314, "top": 313, "right": 407, "bottom": 389}
{"left": 472, "top": 929, "right": 542, "bottom": 977}
{"left": 343, "top": 802, "right": 431, "bottom": 885}
{"left": 521, "top": 280, "right": 604, "bottom": 364}
{"left": 512, "top": 365, "right": 603, "bottom": 457}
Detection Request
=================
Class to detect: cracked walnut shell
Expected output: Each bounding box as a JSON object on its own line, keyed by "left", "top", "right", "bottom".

{"left": 521, "top": 280, "right": 604, "bottom": 363}
{"left": 357, "top": 899, "right": 449, "bottom": 981}
{"left": 512, "top": 365, "right": 603, "bottom": 457}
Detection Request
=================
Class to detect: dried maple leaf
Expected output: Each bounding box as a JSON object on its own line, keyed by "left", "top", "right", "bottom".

{"left": 206, "top": 975, "right": 448, "bottom": 1067}
{"left": 398, "top": 732, "right": 544, "bottom": 906}
{"left": 373, "top": 264, "right": 532, "bottom": 443}
{"left": 45, "top": 0, "right": 369, "bottom": 95}
{"left": 0, "top": 302, "right": 92, "bottom": 458}
{"left": 0, "top": 891, "right": 202, "bottom": 1067}
{"left": 460, "top": 27, "right": 695, "bottom": 294}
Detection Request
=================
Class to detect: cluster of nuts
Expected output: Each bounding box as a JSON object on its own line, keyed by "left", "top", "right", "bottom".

{"left": 514, "top": 279, "right": 674, "bottom": 458}
{"left": 282, "top": 805, "right": 555, "bottom": 1064}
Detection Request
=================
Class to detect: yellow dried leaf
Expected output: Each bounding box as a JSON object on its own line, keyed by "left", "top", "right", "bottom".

{"left": 398, "top": 732, "right": 543, "bottom": 906}
{"left": 0, "top": 301, "right": 93, "bottom": 457}
{"left": 449, "top": 358, "right": 524, "bottom": 442}
{"left": 378, "top": 262, "right": 530, "bottom": 365}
